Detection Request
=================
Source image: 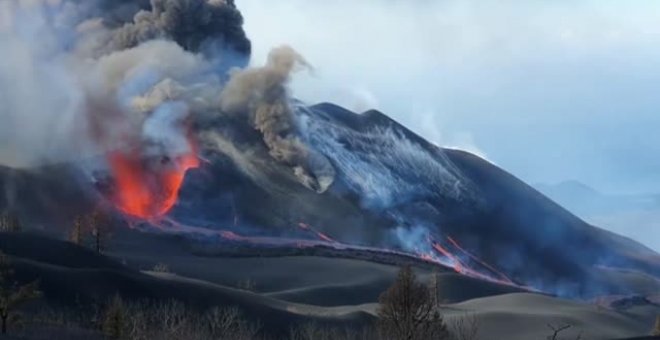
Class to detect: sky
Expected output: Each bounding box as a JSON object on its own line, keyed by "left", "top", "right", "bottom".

{"left": 237, "top": 0, "right": 660, "bottom": 195}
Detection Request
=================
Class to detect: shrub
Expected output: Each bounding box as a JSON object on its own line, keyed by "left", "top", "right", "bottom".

{"left": 0, "top": 252, "right": 40, "bottom": 334}
{"left": 98, "top": 296, "right": 262, "bottom": 340}
{"left": 151, "top": 263, "right": 171, "bottom": 273}
{"left": 102, "top": 294, "right": 126, "bottom": 339}
{"left": 236, "top": 278, "right": 256, "bottom": 291}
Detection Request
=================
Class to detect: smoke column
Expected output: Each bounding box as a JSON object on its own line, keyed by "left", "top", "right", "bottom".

{"left": 0, "top": 0, "right": 340, "bottom": 219}
{"left": 0, "top": 0, "right": 251, "bottom": 218}
{"left": 220, "top": 45, "right": 336, "bottom": 193}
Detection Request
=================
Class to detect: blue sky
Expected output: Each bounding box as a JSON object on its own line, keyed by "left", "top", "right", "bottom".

{"left": 238, "top": 0, "right": 660, "bottom": 195}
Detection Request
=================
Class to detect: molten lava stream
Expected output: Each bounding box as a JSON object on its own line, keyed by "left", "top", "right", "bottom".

{"left": 109, "top": 150, "right": 199, "bottom": 220}
{"left": 147, "top": 217, "right": 533, "bottom": 290}
{"left": 446, "top": 236, "right": 514, "bottom": 284}
{"left": 298, "top": 222, "right": 336, "bottom": 243}
{"left": 429, "top": 237, "right": 518, "bottom": 287}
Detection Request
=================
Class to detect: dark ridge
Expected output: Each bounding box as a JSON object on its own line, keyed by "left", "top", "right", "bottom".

{"left": 1, "top": 233, "right": 373, "bottom": 336}
{"left": 0, "top": 232, "right": 125, "bottom": 271}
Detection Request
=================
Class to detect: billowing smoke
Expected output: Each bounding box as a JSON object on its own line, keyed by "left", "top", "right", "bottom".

{"left": 0, "top": 0, "right": 249, "bottom": 163}
{"left": 108, "top": 0, "right": 251, "bottom": 57}
{"left": 0, "top": 0, "right": 339, "bottom": 219}
{"left": 0, "top": 0, "right": 254, "bottom": 218}
{"left": 220, "top": 46, "right": 336, "bottom": 193}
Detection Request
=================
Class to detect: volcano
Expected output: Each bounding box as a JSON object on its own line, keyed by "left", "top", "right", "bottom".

{"left": 174, "top": 102, "right": 660, "bottom": 298}
{"left": 1, "top": 102, "right": 658, "bottom": 299}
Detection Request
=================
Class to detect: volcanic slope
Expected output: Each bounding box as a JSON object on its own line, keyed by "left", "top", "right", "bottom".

{"left": 174, "top": 102, "right": 660, "bottom": 297}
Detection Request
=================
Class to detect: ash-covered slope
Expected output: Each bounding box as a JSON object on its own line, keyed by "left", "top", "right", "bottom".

{"left": 176, "top": 102, "right": 660, "bottom": 297}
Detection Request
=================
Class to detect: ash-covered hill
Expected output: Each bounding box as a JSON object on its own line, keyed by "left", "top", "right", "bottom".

{"left": 175, "top": 102, "right": 660, "bottom": 298}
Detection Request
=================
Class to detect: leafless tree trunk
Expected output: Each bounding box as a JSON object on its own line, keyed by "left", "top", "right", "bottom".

{"left": 377, "top": 266, "right": 450, "bottom": 340}
{"left": 546, "top": 323, "right": 582, "bottom": 340}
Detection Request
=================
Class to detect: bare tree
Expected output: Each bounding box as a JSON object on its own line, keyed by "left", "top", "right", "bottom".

{"left": 70, "top": 210, "right": 112, "bottom": 252}
{"left": 429, "top": 269, "right": 440, "bottom": 309}
{"left": 151, "top": 263, "right": 171, "bottom": 273}
{"left": 88, "top": 209, "right": 111, "bottom": 253}
{"left": 546, "top": 323, "right": 583, "bottom": 340}
{"left": 236, "top": 278, "right": 256, "bottom": 291}
{"left": 99, "top": 296, "right": 262, "bottom": 340}
{"left": 204, "top": 306, "right": 261, "bottom": 339}
{"left": 450, "top": 312, "right": 479, "bottom": 340}
{"left": 69, "top": 215, "right": 84, "bottom": 245}
{"left": 289, "top": 322, "right": 377, "bottom": 340}
{"left": 377, "top": 266, "right": 450, "bottom": 340}
{"left": 0, "top": 212, "right": 21, "bottom": 233}
{"left": 0, "top": 252, "right": 40, "bottom": 334}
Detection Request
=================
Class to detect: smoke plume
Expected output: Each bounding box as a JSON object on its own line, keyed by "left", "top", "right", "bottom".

{"left": 108, "top": 0, "right": 251, "bottom": 57}
{"left": 0, "top": 0, "right": 339, "bottom": 218}
{"left": 220, "top": 46, "right": 336, "bottom": 193}
{"left": 0, "top": 0, "right": 254, "bottom": 219}
{"left": 0, "top": 0, "right": 250, "bottom": 165}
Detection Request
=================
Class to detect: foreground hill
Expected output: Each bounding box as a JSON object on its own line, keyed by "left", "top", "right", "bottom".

{"left": 0, "top": 232, "right": 657, "bottom": 339}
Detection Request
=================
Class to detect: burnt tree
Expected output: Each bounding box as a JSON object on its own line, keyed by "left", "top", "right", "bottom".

{"left": 70, "top": 209, "right": 112, "bottom": 253}
{"left": 69, "top": 215, "right": 85, "bottom": 245}
{"left": 0, "top": 252, "right": 40, "bottom": 334}
{"left": 377, "top": 266, "right": 449, "bottom": 340}
{"left": 0, "top": 212, "right": 21, "bottom": 233}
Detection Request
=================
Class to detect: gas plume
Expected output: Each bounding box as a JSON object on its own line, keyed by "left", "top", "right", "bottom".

{"left": 0, "top": 0, "right": 339, "bottom": 219}
{"left": 0, "top": 0, "right": 251, "bottom": 219}
{"left": 220, "top": 46, "right": 336, "bottom": 193}
{"left": 108, "top": 0, "right": 251, "bottom": 56}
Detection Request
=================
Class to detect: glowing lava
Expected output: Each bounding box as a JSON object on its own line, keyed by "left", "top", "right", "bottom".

{"left": 143, "top": 217, "right": 532, "bottom": 290}
{"left": 298, "top": 222, "right": 336, "bottom": 243}
{"left": 428, "top": 236, "right": 516, "bottom": 286}
{"left": 108, "top": 146, "right": 199, "bottom": 220}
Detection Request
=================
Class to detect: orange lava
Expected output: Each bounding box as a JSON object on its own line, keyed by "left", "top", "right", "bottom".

{"left": 109, "top": 146, "right": 199, "bottom": 220}
{"left": 446, "top": 236, "right": 514, "bottom": 284}
{"left": 298, "top": 222, "right": 336, "bottom": 243}
{"left": 431, "top": 241, "right": 466, "bottom": 273}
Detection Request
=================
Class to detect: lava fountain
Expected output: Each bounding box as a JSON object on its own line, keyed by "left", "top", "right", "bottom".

{"left": 109, "top": 149, "right": 198, "bottom": 219}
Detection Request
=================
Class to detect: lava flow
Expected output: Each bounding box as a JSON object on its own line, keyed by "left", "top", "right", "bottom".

{"left": 142, "top": 216, "right": 530, "bottom": 290}
{"left": 298, "top": 222, "right": 336, "bottom": 243}
{"left": 108, "top": 143, "right": 199, "bottom": 220}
